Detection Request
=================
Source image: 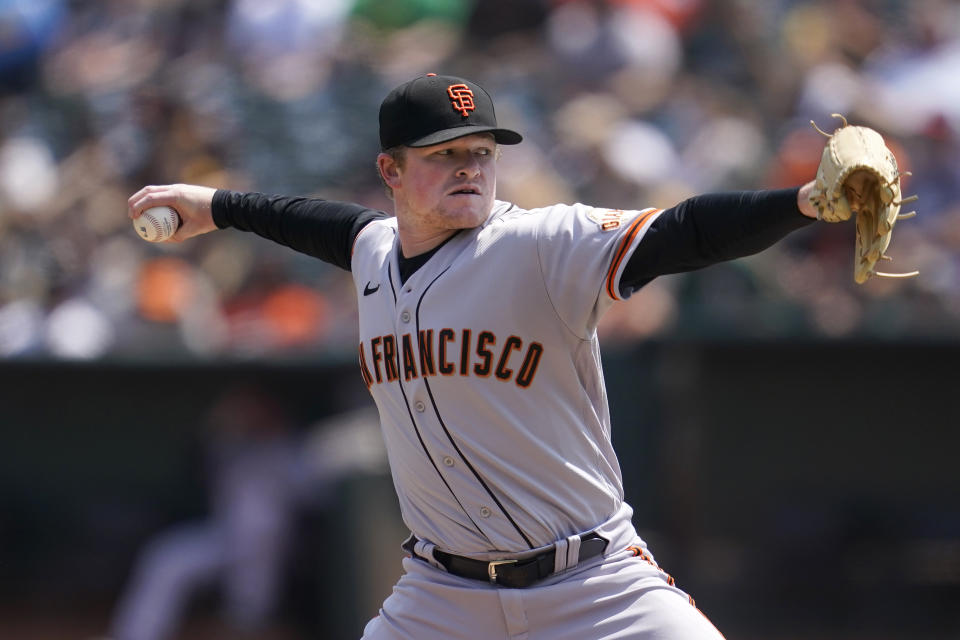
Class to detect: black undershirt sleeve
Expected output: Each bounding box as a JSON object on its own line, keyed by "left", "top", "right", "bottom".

{"left": 211, "top": 190, "right": 389, "bottom": 271}
{"left": 620, "top": 187, "right": 815, "bottom": 296}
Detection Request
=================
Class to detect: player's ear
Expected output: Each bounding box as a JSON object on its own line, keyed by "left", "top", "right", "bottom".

{"left": 377, "top": 152, "right": 402, "bottom": 189}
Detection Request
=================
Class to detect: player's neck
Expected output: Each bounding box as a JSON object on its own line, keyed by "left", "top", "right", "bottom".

{"left": 393, "top": 188, "right": 494, "bottom": 256}
{"left": 397, "top": 227, "right": 459, "bottom": 258}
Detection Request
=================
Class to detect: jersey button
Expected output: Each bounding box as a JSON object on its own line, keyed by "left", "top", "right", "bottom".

{"left": 400, "top": 311, "right": 411, "bottom": 323}
{"left": 479, "top": 506, "right": 491, "bottom": 518}
{"left": 414, "top": 400, "right": 426, "bottom": 413}
{"left": 442, "top": 456, "right": 454, "bottom": 467}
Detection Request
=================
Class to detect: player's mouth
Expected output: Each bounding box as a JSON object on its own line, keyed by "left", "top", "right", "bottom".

{"left": 447, "top": 186, "right": 482, "bottom": 197}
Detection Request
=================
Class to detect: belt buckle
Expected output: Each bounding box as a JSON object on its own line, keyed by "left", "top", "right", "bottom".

{"left": 487, "top": 559, "right": 517, "bottom": 584}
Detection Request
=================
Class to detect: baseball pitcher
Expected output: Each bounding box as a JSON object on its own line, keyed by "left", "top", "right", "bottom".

{"left": 127, "top": 74, "right": 915, "bottom": 639}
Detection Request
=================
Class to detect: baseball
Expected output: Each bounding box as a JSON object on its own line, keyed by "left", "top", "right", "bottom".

{"left": 133, "top": 206, "right": 181, "bottom": 242}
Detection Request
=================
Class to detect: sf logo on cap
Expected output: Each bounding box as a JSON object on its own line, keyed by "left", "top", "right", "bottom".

{"left": 447, "top": 84, "right": 475, "bottom": 117}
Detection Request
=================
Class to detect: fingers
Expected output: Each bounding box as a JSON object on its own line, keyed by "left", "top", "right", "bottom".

{"left": 843, "top": 170, "right": 879, "bottom": 214}
{"left": 128, "top": 184, "right": 182, "bottom": 219}
{"left": 129, "top": 183, "right": 218, "bottom": 242}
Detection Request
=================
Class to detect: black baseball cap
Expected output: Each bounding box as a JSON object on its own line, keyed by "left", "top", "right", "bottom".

{"left": 379, "top": 73, "right": 523, "bottom": 150}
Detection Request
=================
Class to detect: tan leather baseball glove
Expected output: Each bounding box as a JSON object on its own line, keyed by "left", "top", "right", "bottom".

{"left": 808, "top": 114, "right": 919, "bottom": 284}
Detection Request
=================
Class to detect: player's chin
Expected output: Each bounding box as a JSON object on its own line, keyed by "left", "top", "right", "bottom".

{"left": 443, "top": 196, "right": 492, "bottom": 227}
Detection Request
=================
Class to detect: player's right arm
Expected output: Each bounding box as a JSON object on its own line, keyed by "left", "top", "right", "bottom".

{"left": 211, "top": 190, "right": 388, "bottom": 270}
{"left": 128, "top": 183, "right": 219, "bottom": 241}
{"left": 127, "top": 184, "right": 388, "bottom": 271}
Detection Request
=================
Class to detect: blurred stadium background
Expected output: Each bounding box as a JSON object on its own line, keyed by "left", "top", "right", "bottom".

{"left": 1, "top": 0, "right": 958, "bottom": 638}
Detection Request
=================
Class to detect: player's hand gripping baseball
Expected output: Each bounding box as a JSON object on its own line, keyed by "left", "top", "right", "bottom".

{"left": 128, "top": 183, "right": 218, "bottom": 242}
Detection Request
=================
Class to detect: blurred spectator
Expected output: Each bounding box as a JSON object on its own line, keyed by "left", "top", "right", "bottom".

{"left": 0, "top": 0, "right": 66, "bottom": 92}
{"left": 107, "top": 386, "right": 304, "bottom": 640}
{"left": 0, "top": 0, "right": 959, "bottom": 361}
{"left": 106, "top": 385, "right": 385, "bottom": 640}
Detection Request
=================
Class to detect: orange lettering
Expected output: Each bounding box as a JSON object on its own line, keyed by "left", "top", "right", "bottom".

{"left": 474, "top": 331, "right": 495, "bottom": 377}
{"left": 447, "top": 84, "right": 475, "bottom": 117}
{"left": 383, "top": 335, "right": 398, "bottom": 382}
{"left": 419, "top": 329, "right": 436, "bottom": 377}
{"left": 495, "top": 336, "right": 523, "bottom": 381}
{"left": 370, "top": 336, "right": 383, "bottom": 384}
{"left": 438, "top": 329, "right": 455, "bottom": 375}
{"left": 515, "top": 342, "right": 543, "bottom": 388}
{"left": 358, "top": 344, "right": 373, "bottom": 389}
{"left": 401, "top": 333, "right": 418, "bottom": 381}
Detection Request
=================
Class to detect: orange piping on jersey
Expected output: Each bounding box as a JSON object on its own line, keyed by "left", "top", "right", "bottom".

{"left": 628, "top": 544, "right": 678, "bottom": 586}
{"left": 350, "top": 220, "right": 379, "bottom": 259}
{"left": 605, "top": 208, "right": 661, "bottom": 300}
{"left": 697, "top": 606, "right": 725, "bottom": 638}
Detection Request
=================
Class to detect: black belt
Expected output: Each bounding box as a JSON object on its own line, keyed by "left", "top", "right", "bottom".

{"left": 403, "top": 532, "right": 608, "bottom": 589}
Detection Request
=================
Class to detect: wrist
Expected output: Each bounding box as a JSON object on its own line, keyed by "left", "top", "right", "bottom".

{"left": 797, "top": 181, "right": 818, "bottom": 219}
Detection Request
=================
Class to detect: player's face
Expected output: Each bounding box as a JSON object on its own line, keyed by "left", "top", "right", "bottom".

{"left": 390, "top": 133, "right": 498, "bottom": 233}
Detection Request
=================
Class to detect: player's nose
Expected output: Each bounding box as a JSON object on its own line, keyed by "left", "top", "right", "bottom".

{"left": 455, "top": 158, "right": 481, "bottom": 178}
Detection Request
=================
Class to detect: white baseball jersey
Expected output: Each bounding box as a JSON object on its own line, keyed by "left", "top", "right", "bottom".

{"left": 351, "top": 199, "right": 663, "bottom": 558}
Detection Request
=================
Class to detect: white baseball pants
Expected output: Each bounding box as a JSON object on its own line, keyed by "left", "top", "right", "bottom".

{"left": 361, "top": 541, "right": 725, "bottom": 640}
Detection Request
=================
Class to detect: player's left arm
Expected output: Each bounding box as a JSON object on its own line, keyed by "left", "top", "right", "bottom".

{"left": 620, "top": 182, "right": 817, "bottom": 295}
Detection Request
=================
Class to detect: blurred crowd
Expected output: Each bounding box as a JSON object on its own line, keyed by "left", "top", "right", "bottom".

{"left": 1, "top": 0, "right": 959, "bottom": 361}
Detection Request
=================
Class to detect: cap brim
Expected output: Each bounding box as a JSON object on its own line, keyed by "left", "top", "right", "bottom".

{"left": 406, "top": 125, "right": 523, "bottom": 148}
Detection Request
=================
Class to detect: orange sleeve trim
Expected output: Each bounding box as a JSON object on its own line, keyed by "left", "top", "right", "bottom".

{"left": 350, "top": 220, "right": 379, "bottom": 260}
{"left": 605, "top": 208, "right": 661, "bottom": 300}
